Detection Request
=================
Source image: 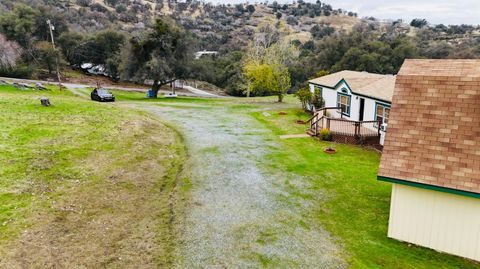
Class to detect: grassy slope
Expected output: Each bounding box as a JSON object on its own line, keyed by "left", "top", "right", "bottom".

{"left": 0, "top": 85, "right": 187, "bottom": 267}
{"left": 251, "top": 108, "right": 480, "bottom": 269}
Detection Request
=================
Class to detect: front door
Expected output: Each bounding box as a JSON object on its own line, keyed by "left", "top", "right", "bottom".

{"left": 359, "top": 98, "right": 365, "bottom": 121}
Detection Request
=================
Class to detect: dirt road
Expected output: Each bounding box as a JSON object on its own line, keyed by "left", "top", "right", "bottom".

{"left": 142, "top": 102, "right": 346, "bottom": 268}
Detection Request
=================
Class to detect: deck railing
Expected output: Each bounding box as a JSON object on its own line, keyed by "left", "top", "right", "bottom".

{"left": 323, "top": 118, "right": 380, "bottom": 137}
{"left": 308, "top": 107, "right": 381, "bottom": 139}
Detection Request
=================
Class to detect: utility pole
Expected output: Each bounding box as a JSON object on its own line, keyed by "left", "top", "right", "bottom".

{"left": 46, "top": 19, "right": 62, "bottom": 89}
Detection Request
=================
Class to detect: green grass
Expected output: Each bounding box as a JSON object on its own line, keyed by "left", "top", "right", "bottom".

{"left": 62, "top": 69, "right": 85, "bottom": 78}
{"left": 111, "top": 89, "right": 303, "bottom": 109}
{"left": 0, "top": 85, "right": 187, "bottom": 266}
{"left": 252, "top": 108, "right": 480, "bottom": 269}
{"left": 111, "top": 89, "right": 222, "bottom": 103}
{"left": 0, "top": 85, "right": 118, "bottom": 241}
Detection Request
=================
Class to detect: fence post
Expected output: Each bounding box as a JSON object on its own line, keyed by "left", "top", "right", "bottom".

{"left": 355, "top": 122, "right": 360, "bottom": 137}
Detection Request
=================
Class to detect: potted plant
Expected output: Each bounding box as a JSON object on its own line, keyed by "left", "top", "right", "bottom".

{"left": 324, "top": 144, "right": 337, "bottom": 154}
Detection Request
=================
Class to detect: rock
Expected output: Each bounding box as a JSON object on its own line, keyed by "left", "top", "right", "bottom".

{"left": 40, "top": 98, "right": 51, "bottom": 107}
{"left": 0, "top": 80, "right": 8, "bottom": 85}
{"left": 262, "top": 112, "right": 271, "bottom": 117}
{"left": 12, "top": 82, "right": 25, "bottom": 89}
{"left": 20, "top": 83, "right": 31, "bottom": 88}
{"left": 12, "top": 82, "right": 33, "bottom": 90}
{"left": 35, "top": 82, "right": 47, "bottom": 90}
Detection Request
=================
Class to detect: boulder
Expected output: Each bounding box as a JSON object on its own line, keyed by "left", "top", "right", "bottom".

{"left": 35, "top": 83, "right": 47, "bottom": 90}
{"left": 15, "top": 82, "right": 33, "bottom": 89}
{"left": 40, "top": 98, "right": 51, "bottom": 107}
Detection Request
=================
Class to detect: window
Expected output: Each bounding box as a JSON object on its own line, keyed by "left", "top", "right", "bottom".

{"left": 337, "top": 93, "right": 351, "bottom": 116}
{"left": 376, "top": 103, "right": 391, "bottom": 129}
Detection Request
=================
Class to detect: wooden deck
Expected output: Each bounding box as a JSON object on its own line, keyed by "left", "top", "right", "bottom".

{"left": 307, "top": 107, "right": 381, "bottom": 145}
{"left": 319, "top": 117, "right": 379, "bottom": 137}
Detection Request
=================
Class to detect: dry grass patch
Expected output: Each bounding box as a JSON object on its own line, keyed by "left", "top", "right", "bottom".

{"left": 0, "top": 86, "right": 187, "bottom": 268}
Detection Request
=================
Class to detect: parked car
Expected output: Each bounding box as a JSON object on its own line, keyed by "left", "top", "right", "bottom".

{"left": 91, "top": 88, "right": 115, "bottom": 102}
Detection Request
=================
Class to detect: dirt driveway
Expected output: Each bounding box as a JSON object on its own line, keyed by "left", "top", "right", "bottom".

{"left": 142, "top": 102, "right": 346, "bottom": 268}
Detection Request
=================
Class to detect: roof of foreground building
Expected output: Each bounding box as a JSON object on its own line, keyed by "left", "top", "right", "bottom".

{"left": 378, "top": 59, "right": 480, "bottom": 196}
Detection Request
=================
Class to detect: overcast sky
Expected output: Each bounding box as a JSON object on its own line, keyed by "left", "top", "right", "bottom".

{"left": 209, "top": 0, "right": 480, "bottom": 25}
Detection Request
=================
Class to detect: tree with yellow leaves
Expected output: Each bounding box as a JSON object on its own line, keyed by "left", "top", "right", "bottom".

{"left": 243, "top": 61, "right": 291, "bottom": 102}
{"left": 242, "top": 22, "right": 296, "bottom": 102}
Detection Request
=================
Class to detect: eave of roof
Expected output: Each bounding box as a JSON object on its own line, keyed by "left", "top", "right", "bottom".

{"left": 378, "top": 176, "right": 480, "bottom": 199}
{"left": 308, "top": 70, "right": 395, "bottom": 103}
{"left": 309, "top": 80, "right": 392, "bottom": 104}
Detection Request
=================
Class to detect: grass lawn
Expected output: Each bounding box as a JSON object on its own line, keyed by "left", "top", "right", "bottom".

{"left": 111, "top": 88, "right": 301, "bottom": 106}
{"left": 252, "top": 108, "right": 480, "bottom": 269}
{"left": 111, "top": 89, "right": 223, "bottom": 103}
{"left": 0, "top": 85, "right": 187, "bottom": 267}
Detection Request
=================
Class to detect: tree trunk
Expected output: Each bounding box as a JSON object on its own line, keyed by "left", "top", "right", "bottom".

{"left": 152, "top": 80, "right": 160, "bottom": 98}
{"left": 277, "top": 94, "right": 284, "bottom": 103}
{"left": 151, "top": 79, "right": 177, "bottom": 98}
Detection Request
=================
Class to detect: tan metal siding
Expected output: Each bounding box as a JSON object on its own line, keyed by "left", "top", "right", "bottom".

{"left": 388, "top": 184, "right": 480, "bottom": 261}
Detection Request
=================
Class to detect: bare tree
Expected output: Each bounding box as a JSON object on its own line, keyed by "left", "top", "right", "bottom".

{"left": 247, "top": 22, "right": 280, "bottom": 62}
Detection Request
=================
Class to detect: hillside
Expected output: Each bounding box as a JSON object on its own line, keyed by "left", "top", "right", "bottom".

{"left": 0, "top": 0, "right": 361, "bottom": 50}
{"left": 2, "top": 0, "right": 476, "bottom": 49}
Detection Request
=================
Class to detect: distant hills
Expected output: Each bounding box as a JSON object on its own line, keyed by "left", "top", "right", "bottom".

{"left": 1, "top": 0, "right": 478, "bottom": 51}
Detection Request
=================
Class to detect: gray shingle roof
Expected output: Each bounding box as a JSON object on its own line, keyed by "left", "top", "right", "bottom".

{"left": 309, "top": 70, "right": 396, "bottom": 102}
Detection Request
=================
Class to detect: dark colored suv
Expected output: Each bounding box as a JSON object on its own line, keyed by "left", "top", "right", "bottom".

{"left": 91, "top": 88, "right": 115, "bottom": 102}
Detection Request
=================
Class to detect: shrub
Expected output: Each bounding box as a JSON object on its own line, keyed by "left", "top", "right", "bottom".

{"left": 410, "top": 18, "right": 428, "bottom": 28}
{"left": 104, "top": 0, "right": 119, "bottom": 7}
{"left": 91, "top": 3, "right": 108, "bottom": 13}
{"left": 295, "top": 86, "right": 325, "bottom": 112}
{"left": 286, "top": 16, "right": 298, "bottom": 25}
{"left": 310, "top": 24, "right": 335, "bottom": 39}
{"left": 0, "top": 65, "right": 33, "bottom": 78}
{"left": 294, "top": 87, "right": 312, "bottom": 111}
{"left": 312, "top": 87, "right": 325, "bottom": 109}
{"left": 76, "top": 0, "right": 92, "bottom": 7}
{"left": 115, "top": 4, "right": 127, "bottom": 13}
{"left": 319, "top": 128, "right": 332, "bottom": 141}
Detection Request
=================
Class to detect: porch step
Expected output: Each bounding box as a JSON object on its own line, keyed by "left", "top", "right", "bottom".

{"left": 306, "top": 129, "right": 316, "bottom": 136}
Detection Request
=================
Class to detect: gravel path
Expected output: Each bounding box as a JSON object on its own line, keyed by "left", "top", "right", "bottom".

{"left": 144, "top": 104, "right": 346, "bottom": 268}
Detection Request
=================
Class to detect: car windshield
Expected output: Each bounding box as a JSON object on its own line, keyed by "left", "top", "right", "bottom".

{"left": 97, "top": 89, "right": 110, "bottom": 95}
